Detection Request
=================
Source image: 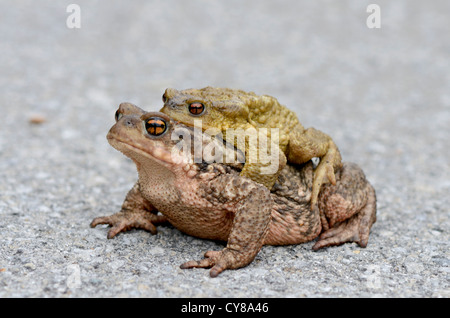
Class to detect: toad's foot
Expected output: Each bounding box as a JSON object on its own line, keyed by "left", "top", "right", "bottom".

{"left": 90, "top": 210, "right": 167, "bottom": 239}
{"left": 312, "top": 190, "right": 376, "bottom": 251}
{"left": 311, "top": 160, "right": 337, "bottom": 209}
{"left": 179, "top": 174, "right": 271, "bottom": 277}
{"left": 180, "top": 249, "right": 252, "bottom": 277}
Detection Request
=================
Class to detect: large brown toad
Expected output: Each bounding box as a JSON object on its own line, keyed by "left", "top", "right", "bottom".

{"left": 91, "top": 103, "right": 377, "bottom": 277}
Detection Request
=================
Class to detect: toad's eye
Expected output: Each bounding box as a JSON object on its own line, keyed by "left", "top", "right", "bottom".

{"left": 188, "top": 102, "right": 205, "bottom": 115}
{"left": 162, "top": 93, "right": 167, "bottom": 103}
{"left": 145, "top": 117, "right": 167, "bottom": 136}
{"left": 115, "top": 109, "right": 123, "bottom": 122}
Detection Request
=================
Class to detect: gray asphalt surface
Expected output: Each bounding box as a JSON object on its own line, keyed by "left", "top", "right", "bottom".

{"left": 0, "top": 0, "right": 448, "bottom": 298}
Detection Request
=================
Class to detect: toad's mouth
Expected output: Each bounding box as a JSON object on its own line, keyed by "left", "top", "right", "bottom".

{"left": 107, "top": 133, "right": 183, "bottom": 167}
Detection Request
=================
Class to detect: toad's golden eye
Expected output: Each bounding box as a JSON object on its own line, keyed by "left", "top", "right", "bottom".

{"left": 145, "top": 117, "right": 167, "bottom": 136}
{"left": 188, "top": 102, "right": 205, "bottom": 115}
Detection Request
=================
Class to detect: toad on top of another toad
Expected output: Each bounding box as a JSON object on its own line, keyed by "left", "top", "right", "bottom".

{"left": 160, "top": 87, "right": 342, "bottom": 208}
{"left": 91, "top": 103, "right": 376, "bottom": 277}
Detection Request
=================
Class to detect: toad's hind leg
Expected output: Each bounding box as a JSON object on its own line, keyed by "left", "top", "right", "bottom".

{"left": 312, "top": 163, "right": 377, "bottom": 251}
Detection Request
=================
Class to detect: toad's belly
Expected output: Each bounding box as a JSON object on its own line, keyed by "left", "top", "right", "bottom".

{"left": 138, "top": 178, "right": 234, "bottom": 240}
{"left": 152, "top": 198, "right": 235, "bottom": 241}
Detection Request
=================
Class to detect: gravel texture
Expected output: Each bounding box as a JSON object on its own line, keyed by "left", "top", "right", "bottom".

{"left": 0, "top": 0, "right": 448, "bottom": 298}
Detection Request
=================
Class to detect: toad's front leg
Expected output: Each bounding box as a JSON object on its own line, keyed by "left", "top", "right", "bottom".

{"left": 288, "top": 125, "right": 342, "bottom": 208}
{"left": 227, "top": 127, "right": 286, "bottom": 190}
{"left": 90, "top": 182, "right": 167, "bottom": 239}
{"left": 239, "top": 138, "right": 287, "bottom": 190}
{"left": 180, "top": 175, "right": 272, "bottom": 277}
